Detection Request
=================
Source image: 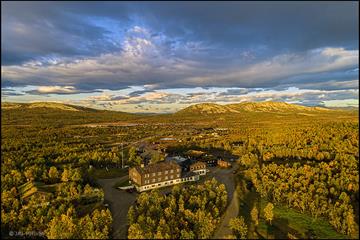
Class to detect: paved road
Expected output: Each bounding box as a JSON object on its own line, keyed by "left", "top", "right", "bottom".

{"left": 97, "top": 176, "right": 137, "bottom": 239}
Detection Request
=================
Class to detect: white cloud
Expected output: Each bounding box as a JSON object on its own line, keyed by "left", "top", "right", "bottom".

{"left": 2, "top": 22, "right": 359, "bottom": 92}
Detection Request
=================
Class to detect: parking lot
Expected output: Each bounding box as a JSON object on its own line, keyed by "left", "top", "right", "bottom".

{"left": 97, "top": 176, "right": 138, "bottom": 239}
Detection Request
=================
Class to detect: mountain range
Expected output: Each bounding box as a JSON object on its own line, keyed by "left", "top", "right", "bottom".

{"left": 2, "top": 101, "right": 356, "bottom": 115}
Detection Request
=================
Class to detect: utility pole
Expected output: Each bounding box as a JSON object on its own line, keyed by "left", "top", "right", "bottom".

{"left": 121, "top": 143, "right": 124, "bottom": 169}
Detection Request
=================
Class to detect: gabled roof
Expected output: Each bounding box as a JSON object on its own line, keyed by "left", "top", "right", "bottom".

{"left": 134, "top": 160, "right": 181, "bottom": 175}
{"left": 190, "top": 161, "right": 207, "bottom": 168}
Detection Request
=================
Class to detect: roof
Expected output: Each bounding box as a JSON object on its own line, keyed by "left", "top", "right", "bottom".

{"left": 19, "top": 181, "right": 57, "bottom": 200}
{"left": 133, "top": 160, "right": 180, "bottom": 175}
{"left": 190, "top": 161, "right": 206, "bottom": 168}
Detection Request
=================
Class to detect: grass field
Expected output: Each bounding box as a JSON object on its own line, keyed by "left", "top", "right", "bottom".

{"left": 258, "top": 199, "right": 349, "bottom": 239}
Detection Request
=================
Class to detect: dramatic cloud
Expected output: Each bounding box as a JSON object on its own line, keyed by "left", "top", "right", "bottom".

{"left": 1, "top": 2, "right": 358, "bottom": 112}
{"left": 25, "top": 86, "right": 101, "bottom": 95}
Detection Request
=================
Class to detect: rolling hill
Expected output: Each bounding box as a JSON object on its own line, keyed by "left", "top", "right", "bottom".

{"left": 226, "top": 101, "right": 332, "bottom": 113}
{"left": 1, "top": 102, "right": 138, "bottom": 126}
{"left": 176, "top": 101, "right": 334, "bottom": 115}
{"left": 176, "top": 103, "right": 240, "bottom": 115}
{"left": 1, "top": 102, "right": 96, "bottom": 112}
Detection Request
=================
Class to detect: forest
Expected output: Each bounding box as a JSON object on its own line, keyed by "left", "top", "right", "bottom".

{"left": 1, "top": 103, "right": 358, "bottom": 239}
{"left": 127, "top": 178, "right": 227, "bottom": 239}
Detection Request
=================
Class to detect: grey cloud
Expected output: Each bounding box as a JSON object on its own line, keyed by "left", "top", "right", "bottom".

{"left": 128, "top": 90, "right": 155, "bottom": 97}
{"left": 1, "top": 2, "right": 125, "bottom": 65}
{"left": 2, "top": 2, "right": 358, "bottom": 66}
{"left": 218, "top": 88, "right": 250, "bottom": 96}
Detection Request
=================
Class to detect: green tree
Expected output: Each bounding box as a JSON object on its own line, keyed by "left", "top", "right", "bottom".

{"left": 128, "top": 147, "right": 137, "bottom": 166}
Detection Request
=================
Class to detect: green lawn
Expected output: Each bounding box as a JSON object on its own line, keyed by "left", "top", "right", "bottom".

{"left": 259, "top": 199, "right": 349, "bottom": 239}
{"left": 89, "top": 167, "right": 128, "bottom": 179}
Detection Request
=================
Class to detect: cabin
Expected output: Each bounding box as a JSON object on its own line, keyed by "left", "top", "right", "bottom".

{"left": 217, "top": 159, "right": 232, "bottom": 168}
{"left": 189, "top": 162, "right": 207, "bottom": 175}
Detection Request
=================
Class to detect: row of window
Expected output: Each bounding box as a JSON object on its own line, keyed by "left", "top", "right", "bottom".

{"left": 143, "top": 179, "right": 181, "bottom": 190}
{"left": 141, "top": 176, "right": 199, "bottom": 191}
{"left": 144, "top": 174, "right": 180, "bottom": 184}
{"left": 144, "top": 168, "right": 180, "bottom": 178}
{"left": 191, "top": 165, "right": 205, "bottom": 170}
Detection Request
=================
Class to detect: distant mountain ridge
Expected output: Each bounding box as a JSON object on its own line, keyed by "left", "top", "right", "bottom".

{"left": 2, "top": 102, "right": 88, "bottom": 111}
{"left": 176, "top": 103, "right": 240, "bottom": 114}
{"left": 176, "top": 101, "right": 334, "bottom": 115}
{"left": 2, "top": 101, "right": 343, "bottom": 115}
{"left": 226, "top": 101, "right": 332, "bottom": 113}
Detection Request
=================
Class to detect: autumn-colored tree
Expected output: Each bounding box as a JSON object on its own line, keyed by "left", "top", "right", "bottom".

{"left": 264, "top": 203, "right": 274, "bottom": 225}
{"left": 229, "top": 216, "right": 248, "bottom": 239}
{"left": 251, "top": 206, "right": 259, "bottom": 226}
{"left": 61, "top": 169, "right": 70, "bottom": 182}
{"left": 48, "top": 166, "right": 59, "bottom": 183}
{"left": 46, "top": 214, "right": 77, "bottom": 239}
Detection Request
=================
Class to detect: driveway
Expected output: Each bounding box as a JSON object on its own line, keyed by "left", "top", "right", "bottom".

{"left": 206, "top": 165, "right": 237, "bottom": 205}
{"left": 206, "top": 164, "right": 239, "bottom": 239}
{"left": 97, "top": 176, "right": 137, "bottom": 239}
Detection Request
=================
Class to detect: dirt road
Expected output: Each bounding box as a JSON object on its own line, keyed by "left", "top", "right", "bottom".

{"left": 213, "top": 189, "right": 239, "bottom": 239}
{"left": 208, "top": 164, "right": 239, "bottom": 239}
{"left": 97, "top": 176, "right": 137, "bottom": 239}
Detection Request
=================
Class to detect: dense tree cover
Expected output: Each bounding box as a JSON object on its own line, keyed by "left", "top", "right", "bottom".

{"left": 176, "top": 122, "right": 358, "bottom": 237}
{"left": 46, "top": 207, "right": 112, "bottom": 239}
{"left": 127, "top": 178, "right": 227, "bottom": 239}
{"left": 241, "top": 124, "right": 358, "bottom": 237}
{"left": 246, "top": 159, "right": 358, "bottom": 235}
{"left": 1, "top": 104, "right": 358, "bottom": 238}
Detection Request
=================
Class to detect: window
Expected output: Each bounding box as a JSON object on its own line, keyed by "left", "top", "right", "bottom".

{"left": 158, "top": 177, "right": 161, "bottom": 181}
{"left": 177, "top": 174, "right": 180, "bottom": 178}
{"left": 170, "top": 175, "right": 173, "bottom": 179}
{"left": 152, "top": 173, "right": 155, "bottom": 176}
{"left": 177, "top": 169, "right": 180, "bottom": 172}
{"left": 152, "top": 179, "right": 155, "bottom": 183}
{"left": 170, "top": 169, "right": 174, "bottom": 173}
{"left": 165, "top": 176, "right": 168, "bottom": 180}
{"left": 158, "top": 172, "right": 162, "bottom": 176}
{"left": 165, "top": 170, "right": 168, "bottom": 174}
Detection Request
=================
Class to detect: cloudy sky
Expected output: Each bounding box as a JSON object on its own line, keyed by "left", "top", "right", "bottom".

{"left": 1, "top": 1, "right": 359, "bottom": 113}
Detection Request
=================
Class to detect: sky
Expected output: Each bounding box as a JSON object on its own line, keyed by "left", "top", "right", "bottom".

{"left": 1, "top": 1, "right": 359, "bottom": 113}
